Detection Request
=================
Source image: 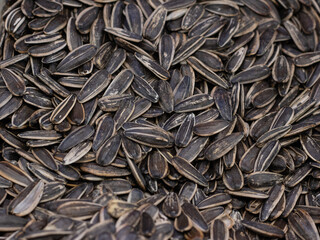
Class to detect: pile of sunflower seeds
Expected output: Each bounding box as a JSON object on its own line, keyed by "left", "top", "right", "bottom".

{"left": 0, "top": 0, "right": 320, "bottom": 239}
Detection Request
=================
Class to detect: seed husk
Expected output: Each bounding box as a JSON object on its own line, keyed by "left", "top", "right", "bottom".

{"left": 0, "top": 53, "right": 29, "bottom": 69}
{"left": 283, "top": 20, "right": 309, "bottom": 52}
{"left": 300, "top": 135, "right": 320, "bottom": 163}
{"left": 103, "top": 69, "right": 134, "bottom": 97}
{"left": 241, "top": 0, "right": 270, "bottom": 16}
{"left": 282, "top": 183, "right": 302, "bottom": 218}
{"left": 227, "top": 187, "right": 268, "bottom": 199}
{"left": 213, "top": 87, "right": 233, "bottom": 121}
{"left": 231, "top": 65, "right": 271, "bottom": 84}
{"left": 242, "top": 219, "right": 285, "bottom": 238}
{"left": 294, "top": 51, "right": 320, "bottom": 67}
{"left": 197, "top": 193, "right": 232, "bottom": 210}
{"left": 155, "top": 79, "right": 174, "bottom": 113}
{"left": 162, "top": 192, "right": 181, "bottom": 218}
{"left": 174, "top": 210, "right": 192, "bottom": 232}
{"left": 223, "top": 164, "right": 244, "bottom": 191}
{"left": 194, "top": 119, "right": 229, "bottom": 137}
{"left": 210, "top": 218, "right": 228, "bottom": 240}
{"left": 175, "top": 94, "right": 215, "bottom": 113}
{"left": 126, "top": 157, "right": 146, "bottom": 191}
{"left": 181, "top": 4, "right": 204, "bottom": 30}
{"left": 37, "top": 68, "right": 70, "bottom": 98}
{"left": 173, "top": 36, "right": 206, "bottom": 65}
{"left": 177, "top": 136, "right": 208, "bottom": 162}
{"left": 159, "top": 34, "right": 175, "bottom": 70}
{"left": 247, "top": 171, "right": 283, "bottom": 189}
{"left": 75, "top": 6, "right": 99, "bottom": 34}
{"left": 182, "top": 201, "right": 208, "bottom": 232}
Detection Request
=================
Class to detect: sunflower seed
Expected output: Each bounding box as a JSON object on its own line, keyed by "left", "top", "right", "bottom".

{"left": 288, "top": 209, "right": 320, "bottom": 240}
{"left": 173, "top": 36, "right": 205, "bottom": 65}
{"left": 254, "top": 140, "right": 281, "bottom": 172}
{"left": 56, "top": 44, "right": 96, "bottom": 73}
{"left": 0, "top": 161, "right": 33, "bottom": 187}
{"left": 63, "top": 141, "right": 92, "bottom": 165}
{"left": 159, "top": 34, "right": 175, "bottom": 70}
{"left": 131, "top": 75, "right": 159, "bottom": 103}
{"left": 124, "top": 124, "right": 174, "bottom": 148}
{"left": 155, "top": 80, "right": 174, "bottom": 113}
{"left": 105, "top": 27, "right": 143, "bottom": 43}
{"left": 57, "top": 125, "right": 95, "bottom": 152}
{"left": 260, "top": 183, "right": 285, "bottom": 221}
{"left": 75, "top": 6, "right": 99, "bottom": 34}
{"left": 205, "top": 132, "right": 244, "bottom": 161}
{"left": 1, "top": 68, "right": 26, "bottom": 96}
{"left": 92, "top": 115, "right": 114, "bottom": 152}
{"left": 31, "top": 147, "right": 58, "bottom": 171}
{"left": 148, "top": 151, "right": 168, "bottom": 179}
{"left": 181, "top": 4, "right": 204, "bottom": 30}
{"left": 135, "top": 52, "right": 170, "bottom": 80}
{"left": 175, "top": 113, "right": 195, "bottom": 147}
{"left": 37, "top": 68, "right": 70, "bottom": 97}
{"left": 241, "top": 0, "right": 270, "bottom": 16}
{"left": 143, "top": 6, "right": 167, "bottom": 41}
{"left": 80, "top": 162, "right": 130, "bottom": 177}
{"left": 0, "top": 215, "right": 28, "bottom": 231}
{"left": 0, "top": 0, "right": 320, "bottom": 237}
{"left": 172, "top": 156, "right": 208, "bottom": 187}
{"left": 284, "top": 20, "right": 309, "bottom": 52}
{"left": 213, "top": 87, "right": 233, "bottom": 121}
{"left": 9, "top": 180, "right": 44, "bottom": 216}
{"left": 50, "top": 94, "right": 76, "bottom": 124}
{"left": 103, "top": 69, "right": 133, "bottom": 97}
{"left": 300, "top": 135, "right": 320, "bottom": 163}
{"left": 78, "top": 69, "right": 111, "bottom": 103}
{"left": 231, "top": 65, "right": 270, "bottom": 84}
{"left": 174, "top": 94, "right": 215, "bottom": 113}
